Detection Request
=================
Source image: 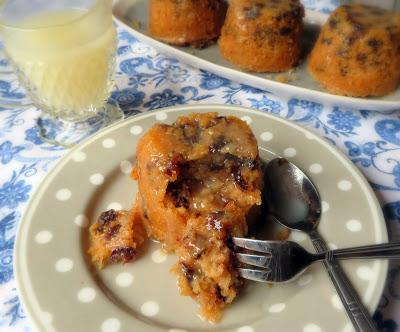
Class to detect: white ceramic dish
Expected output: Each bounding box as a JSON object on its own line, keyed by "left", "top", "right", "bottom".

{"left": 113, "top": 0, "right": 400, "bottom": 112}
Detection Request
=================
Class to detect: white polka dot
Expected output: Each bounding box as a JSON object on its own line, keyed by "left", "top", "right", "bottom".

{"left": 152, "top": 249, "right": 167, "bottom": 263}
{"left": 346, "top": 219, "right": 362, "bottom": 232}
{"left": 130, "top": 125, "right": 143, "bottom": 135}
{"left": 56, "top": 188, "right": 72, "bottom": 201}
{"left": 338, "top": 180, "right": 352, "bottom": 191}
{"left": 357, "top": 266, "right": 373, "bottom": 281}
{"left": 102, "top": 138, "right": 116, "bottom": 148}
{"left": 241, "top": 116, "right": 252, "bottom": 124}
{"left": 120, "top": 160, "right": 132, "bottom": 175}
{"left": 328, "top": 243, "right": 338, "bottom": 250}
{"left": 322, "top": 201, "right": 330, "bottom": 213}
{"left": 72, "top": 151, "right": 86, "bottom": 162}
{"left": 116, "top": 272, "right": 134, "bottom": 287}
{"left": 107, "top": 202, "right": 122, "bottom": 210}
{"left": 77, "top": 287, "right": 96, "bottom": 303}
{"left": 35, "top": 231, "right": 53, "bottom": 244}
{"left": 74, "top": 214, "right": 89, "bottom": 227}
{"left": 155, "top": 112, "right": 167, "bottom": 121}
{"left": 90, "top": 173, "right": 104, "bottom": 185}
{"left": 303, "top": 323, "right": 322, "bottom": 332}
{"left": 237, "top": 327, "right": 254, "bottom": 332}
{"left": 331, "top": 294, "right": 343, "bottom": 310}
{"left": 297, "top": 274, "right": 313, "bottom": 287}
{"left": 42, "top": 312, "right": 53, "bottom": 324}
{"left": 283, "top": 147, "right": 297, "bottom": 158}
{"left": 290, "top": 231, "right": 307, "bottom": 242}
{"left": 268, "top": 303, "right": 286, "bottom": 313}
{"left": 55, "top": 258, "right": 73, "bottom": 272}
{"left": 101, "top": 318, "right": 121, "bottom": 332}
{"left": 141, "top": 301, "right": 159, "bottom": 317}
{"left": 309, "top": 163, "right": 323, "bottom": 174}
{"left": 260, "top": 132, "right": 273, "bottom": 142}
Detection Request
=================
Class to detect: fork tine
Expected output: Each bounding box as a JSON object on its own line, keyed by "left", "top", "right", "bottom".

{"left": 235, "top": 253, "right": 272, "bottom": 268}
{"left": 238, "top": 268, "right": 272, "bottom": 283}
{"left": 232, "top": 237, "right": 281, "bottom": 253}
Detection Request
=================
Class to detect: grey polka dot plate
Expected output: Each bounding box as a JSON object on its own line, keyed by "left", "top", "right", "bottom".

{"left": 15, "top": 105, "right": 388, "bottom": 332}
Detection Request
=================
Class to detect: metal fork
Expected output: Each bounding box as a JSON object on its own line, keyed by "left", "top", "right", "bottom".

{"left": 233, "top": 238, "right": 400, "bottom": 283}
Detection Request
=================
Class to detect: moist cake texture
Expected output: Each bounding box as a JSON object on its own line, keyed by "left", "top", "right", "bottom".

{"left": 89, "top": 113, "right": 263, "bottom": 322}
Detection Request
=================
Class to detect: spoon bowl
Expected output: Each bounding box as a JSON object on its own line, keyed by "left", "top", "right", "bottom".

{"left": 264, "top": 158, "right": 321, "bottom": 233}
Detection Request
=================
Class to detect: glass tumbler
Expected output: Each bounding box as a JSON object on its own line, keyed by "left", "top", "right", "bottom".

{"left": 0, "top": 0, "right": 123, "bottom": 146}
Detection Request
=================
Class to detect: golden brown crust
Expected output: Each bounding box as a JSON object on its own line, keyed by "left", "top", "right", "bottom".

{"left": 133, "top": 112, "right": 263, "bottom": 321}
{"left": 149, "top": 0, "right": 227, "bottom": 47}
{"left": 219, "top": 0, "right": 304, "bottom": 72}
{"left": 308, "top": 4, "right": 400, "bottom": 97}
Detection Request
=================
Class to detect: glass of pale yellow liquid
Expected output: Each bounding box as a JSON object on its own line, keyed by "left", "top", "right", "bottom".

{"left": 0, "top": 0, "right": 122, "bottom": 146}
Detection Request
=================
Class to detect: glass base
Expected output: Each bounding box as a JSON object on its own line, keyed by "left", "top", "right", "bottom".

{"left": 37, "top": 102, "right": 124, "bottom": 148}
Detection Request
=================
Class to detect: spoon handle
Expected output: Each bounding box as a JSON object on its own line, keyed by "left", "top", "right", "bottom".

{"left": 332, "top": 241, "right": 400, "bottom": 259}
{"left": 309, "top": 230, "right": 378, "bottom": 332}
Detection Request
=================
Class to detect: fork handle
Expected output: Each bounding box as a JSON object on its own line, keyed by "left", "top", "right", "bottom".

{"left": 310, "top": 230, "right": 378, "bottom": 332}
{"left": 330, "top": 241, "right": 400, "bottom": 260}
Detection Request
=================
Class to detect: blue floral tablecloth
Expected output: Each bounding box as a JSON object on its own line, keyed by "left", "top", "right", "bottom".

{"left": 1, "top": 0, "right": 400, "bottom": 331}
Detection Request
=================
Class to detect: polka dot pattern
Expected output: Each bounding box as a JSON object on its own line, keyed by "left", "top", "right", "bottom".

{"left": 101, "top": 318, "right": 121, "bottom": 332}
{"left": 260, "top": 132, "right": 273, "bottom": 142}
{"left": 77, "top": 287, "right": 96, "bottom": 303}
{"left": 155, "top": 112, "right": 167, "bottom": 121}
{"left": 322, "top": 201, "right": 330, "bottom": 213}
{"left": 120, "top": 160, "right": 132, "bottom": 175}
{"left": 89, "top": 173, "right": 104, "bottom": 185}
{"left": 346, "top": 219, "right": 362, "bottom": 232}
{"left": 35, "top": 231, "right": 53, "bottom": 244}
{"left": 107, "top": 202, "right": 122, "bottom": 211}
{"left": 268, "top": 303, "right": 286, "bottom": 313}
{"left": 116, "top": 272, "right": 134, "bottom": 287}
{"left": 303, "top": 323, "right": 322, "bottom": 332}
{"left": 338, "top": 180, "right": 352, "bottom": 191}
{"left": 56, "top": 189, "right": 72, "bottom": 201}
{"left": 237, "top": 327, "right": 254, "bottom": 332}
{"left": 74, "top": 214, "right": 89, "bottom": 228}
{"left": 140, "top": 301, "right": 159, "bottom": 317}
{"left": 331, "top": 295, "right": 343, "bottom": 310}
{"left": 130, "top": 125, "right": 143, "bottom": 135}
{"left": 151, "top": 249, "right": 167, "bottom": 263}
{"left": 309, "top": 163, "right": 323, "bottom": 174}
{"left": 102, "top": 138, "right": 116, "bottom": 149}
{"left": 55, "top": 258, "right": 73, "bottom": 272}
{"left": 241, "top": 115, "right": 252, "bottom": 124}
{"left": 72, "top": 151, "right": 86, "bottom": 162}
{"left": 357, "top": 266, "right": 373, "bottom": 281}
{"left": 283, "top": 147, "right": 297, "bottom": 158}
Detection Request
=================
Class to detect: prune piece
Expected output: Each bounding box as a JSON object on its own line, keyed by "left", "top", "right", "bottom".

{"left": 356, "top": 52, "right": 367, "bottom": 64}
{"left": 109, "top": 247, "right": 136, "bottom": 263}
{"left": 164, "top": 155, "right": 182, "bottom": 177}
{"left": 367, "top": 38, "right": 382, "bottom": 51}
{"left": 216, "top": 285, "right": 227, "bottom": 302}
{"left": 231, "top": 166, "right": 248, "bottom": 190}
{"left": 206, "top": 211, "right": 224, "bottom": 231}
{"left": 184, "top": 233, "right": 208, "bottom": 258}
{"left": 99, "top": 209, "right": 118, "bottom": 225}
{"left": 209, "top": 136, "right": 228, "bottom": 153}
{"left": 329, "top": 19, "right": 338, "bottom": 29}
{"left": 279, "top": 27, "right": 292, "bottom": 36}
{"left": 180, "top": 263, "right": 195, "bottom": 282}
{"left": 106, "top": 224, "right": 121, "bottom": 239}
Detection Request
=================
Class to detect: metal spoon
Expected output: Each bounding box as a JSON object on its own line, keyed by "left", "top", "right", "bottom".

{"left": 264, "top": 157, "right": 378, "bottom": 332}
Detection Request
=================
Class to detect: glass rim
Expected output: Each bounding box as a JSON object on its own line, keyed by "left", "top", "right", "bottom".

{"left": 0, "top": 0, "right": 107, "bottom": 31}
